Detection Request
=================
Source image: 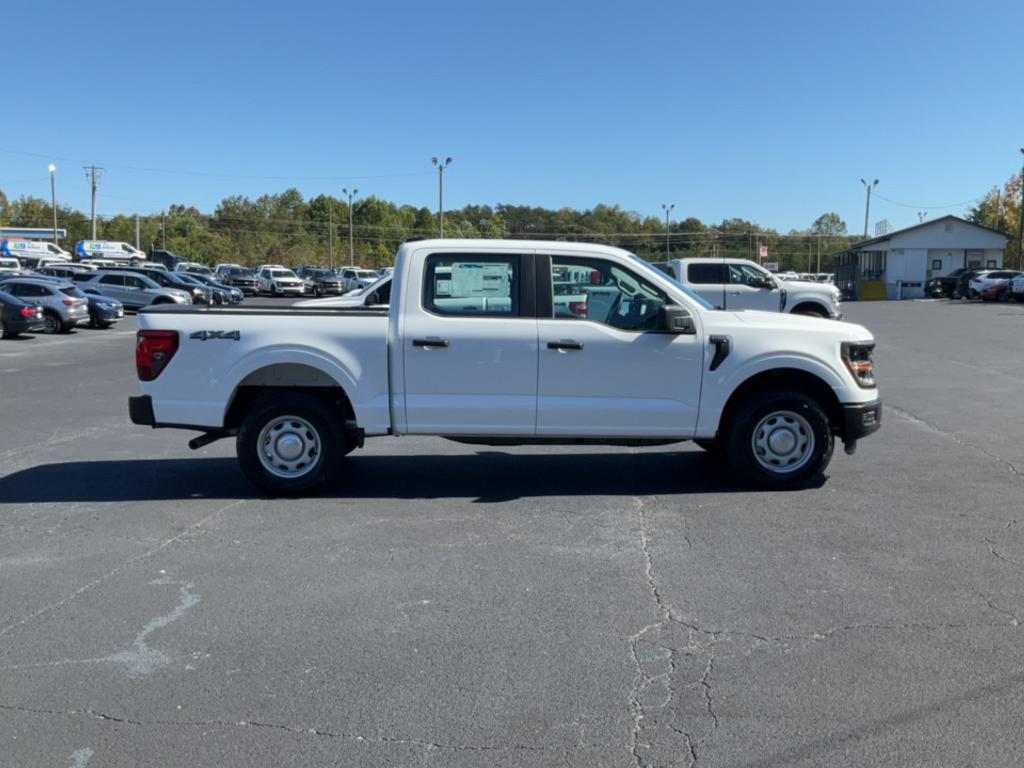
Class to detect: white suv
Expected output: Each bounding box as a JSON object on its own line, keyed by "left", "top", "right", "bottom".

{"left": 258, "top": 267, "right": 304, "bottom": 297}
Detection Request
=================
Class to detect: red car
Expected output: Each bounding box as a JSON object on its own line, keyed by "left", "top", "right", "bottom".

{"left": 980, "top": 282, "right": 1009, "bottom": 302}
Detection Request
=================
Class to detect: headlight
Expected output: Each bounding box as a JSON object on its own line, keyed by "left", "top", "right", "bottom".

{"left": 841, "top": 342, "right": 876, "bottom": 388}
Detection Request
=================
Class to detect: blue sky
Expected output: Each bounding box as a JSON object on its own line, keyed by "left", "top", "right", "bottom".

{"left": 4, "top": 0, "right": 1022, "bottom": 233}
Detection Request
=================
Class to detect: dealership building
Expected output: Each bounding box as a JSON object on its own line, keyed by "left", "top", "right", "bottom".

{"left": 833, "top": 215, "right": 1009, "bottom": 299}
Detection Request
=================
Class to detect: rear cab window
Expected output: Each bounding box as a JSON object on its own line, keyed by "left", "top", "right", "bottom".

{"left": 423, "top": 254, "right": 522, "bottom": 317}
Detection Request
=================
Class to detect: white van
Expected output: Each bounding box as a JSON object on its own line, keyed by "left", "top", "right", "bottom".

{"left": 1, "top": 239, "right": 72, "bottom": 266}
{"left": 74, "top": 240, "right": 147, "bottom": 264}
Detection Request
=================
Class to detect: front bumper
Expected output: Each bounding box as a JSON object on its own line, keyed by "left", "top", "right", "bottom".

{"left": 842, "top": 399, "right": 881, "bottom": 440}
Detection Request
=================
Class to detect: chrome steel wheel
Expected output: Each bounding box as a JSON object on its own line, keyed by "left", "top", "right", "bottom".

{"left": 257, "top": 415, "right": 321, "bottom": 479}
{"left": 751, "top": 410, "right": 815, "bottom": 474}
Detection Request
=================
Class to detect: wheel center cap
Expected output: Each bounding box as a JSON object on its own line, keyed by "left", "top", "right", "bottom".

{"left": 768, "top": 428, "right": 797, "bottom": 455}
{"left": 276, "top": 433, "right": 304, "bottom": 461}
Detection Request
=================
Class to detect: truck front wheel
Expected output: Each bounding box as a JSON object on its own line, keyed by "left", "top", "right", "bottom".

{"left": 725, "top": 391, "right": 833, "bottom": 490}
{"left": 236, "top": 394, "right": 346, "bottom": 496}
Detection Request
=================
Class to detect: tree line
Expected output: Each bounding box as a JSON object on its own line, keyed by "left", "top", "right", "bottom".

{"left": 0, "top": 186, "right": 864, "bottom": 271}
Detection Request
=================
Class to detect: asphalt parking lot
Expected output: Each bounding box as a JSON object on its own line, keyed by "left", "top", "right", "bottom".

{"left": 1, "top": 298, "right": 1023, "bottom": 767}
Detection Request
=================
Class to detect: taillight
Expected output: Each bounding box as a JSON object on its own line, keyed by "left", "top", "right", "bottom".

{"left": 136, "top": 330, "right": 179, "bottom": 381}
{"left": 19, "top": 307, "right": 35, "bottom": 318}
{"left": 841, "top": 342, "right": 876, "bottom": 388}
{"left": 569, "top": 300, "right": 588, "bottom": 317}
{"left": 62, "top": 299, "right": 75, "bottom": 306}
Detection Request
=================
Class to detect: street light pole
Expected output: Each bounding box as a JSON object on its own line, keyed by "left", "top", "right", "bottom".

{"left": 342, "top": 188, "right": 358, "bottom": 267}
{"left": 860, "top": 178, "right": 878, "bottom": 237}
{"left": 48, "top": 164, "right": 58, "bottom": 245}
{"left": 432, "top": 157, "right": 452, "bottom": 237}
{"left": 661, "top": 203, "right": 674, "bottom": 259}
{"left": 1018, "top": 149, "right": 1024, "bottom": 271}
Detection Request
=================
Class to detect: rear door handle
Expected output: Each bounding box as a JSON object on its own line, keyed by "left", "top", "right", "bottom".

{"left": 547, "top": 340, "right": 584, "bottom": 351}
{"left": 412, "top": 338, "right": 449, "bottom": 348}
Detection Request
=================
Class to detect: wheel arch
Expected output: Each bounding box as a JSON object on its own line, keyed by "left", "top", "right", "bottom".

{"left": 719, "top": 367, "right": 843, "bottom": 439}
{"left": 223, "top": 363, "right": 357, "bottom": 432}
{"left": 789, "top": 300, "right": 831, "bottom": 317}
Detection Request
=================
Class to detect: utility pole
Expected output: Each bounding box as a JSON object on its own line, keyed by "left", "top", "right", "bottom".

{"left": 816, "top": 236, "right": 821, "bottom": 273}
{"left": 432, "top": 157, "right": 452, "bottom": 236}
{"left": 161, "top": 212, "right": 166, "bottom": 249}
{"left": 328, "top": 207, "right": 334, "bottom": 270}
{"left": 860, "top": 178, "right": 878, "bottom": 237}
{"left": 135, "top": 215, "right": 140, "bottom": 250}
{"left": 342, "top": 188, "right": 358, "bottom": 266}
{"left": 48, "top": 164, "right": 58, "bottom": 245}
{"left": 1018, "top": 149, "right": 1024, "bottom": 270}
{"left": 84, "top": 165, "right": 104, "bottom": 239}
{"left": 661, "top": 203, "right": 674, "bottom": 260}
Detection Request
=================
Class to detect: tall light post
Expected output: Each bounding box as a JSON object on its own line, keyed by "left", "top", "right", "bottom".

{"left": 342, "top": 187, "right": 358, "bottom": 267}
{"left": 432, "top": 156, "right": 452, "bottom": 237}
{"left": 860, "top": 178, "right": 878, "bottom": 237}
{"left": 1017, "top": 149, "right": 1024, "bottom": 271}
{"left": 661, "top": 203, "right": 674, "bottom": 259}
{"left": 48, "top": 164, "right": 58, "bottom": 245}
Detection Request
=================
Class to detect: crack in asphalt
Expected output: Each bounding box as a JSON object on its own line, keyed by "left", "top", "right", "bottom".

{"left": 888, "top": 405, "right": 1021, "bottom": 477}
{"left": 629, "top": 496, "right": 714, "bottom": 767}
{"left": 0, "top": 501, "right": 242, "bottom": 639}
{"left": 0, "top": 703, "right": 578, "bottom": 754}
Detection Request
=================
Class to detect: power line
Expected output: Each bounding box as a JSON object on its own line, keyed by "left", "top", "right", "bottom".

{"left": 873, "top": 192, "right": 985, "bottom": 210}
{"left": 0, "top": 147, "right": 434, "bottom": 181}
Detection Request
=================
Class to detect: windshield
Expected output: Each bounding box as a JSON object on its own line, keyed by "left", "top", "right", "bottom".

{"left": 624, "top": 253, "right": 715, "bottom": 310}
{"left": 354, "top": 274, "right": 391, "bottom": 296}
{"left": 356, "top": 270, "right": 378, "bottom": 279}
{"left": 271, "top": 270, "right": 296, "bottom": 278}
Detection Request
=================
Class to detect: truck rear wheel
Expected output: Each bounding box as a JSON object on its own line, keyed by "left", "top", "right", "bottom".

{"left": 725, "top": 391, "right": 833, "bottom": 490}
{"left": 236, "top": 394, "right": 346, "bottom": 496}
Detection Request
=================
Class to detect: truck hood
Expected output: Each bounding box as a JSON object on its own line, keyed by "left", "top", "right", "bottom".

{"left": 710, "top": 309, "right": 872, "bottom": 341}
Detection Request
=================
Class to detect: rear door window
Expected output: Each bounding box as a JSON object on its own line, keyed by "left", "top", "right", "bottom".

{"left": 423, "top": 255, "right": 521, "bottom": 317}
{"left": 687, "top": 263, "right": 728, "bottom": 284}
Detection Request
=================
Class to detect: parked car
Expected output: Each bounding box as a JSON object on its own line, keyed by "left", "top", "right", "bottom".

{"left": 296, "top": 272, "right": 393, "bottom": 308}
{"left": 129, "top": 238, "right": 882, "bottom": 496}
{"left": 0, "top": 277, "right": 90, "bottom": 333}
{"left": 257, "top": 267, "right": 304, "bottom": 297}
{"left": 0, "top": 290, "right": 46, "bottom": 338}
{"left": 184, "top": 273, "right": 244, "bottom": 304}
{"left": 0, "top": 258, "right": 22, "bottom": 274}
{"left": 176, "top": 262, "right": 213, "bottom": 276}
{"left": 214, "top": 263, "right": 244, "bottom": 279}
{"left": 219, "top": 267, "right": 260, "bottom": 295}
{"left": 75, "top": 240, "right": 148, "bottom": 264}
{"left": 1, "top": 239, "right": 72, "bottom": 264}
{"left": 951, "top": 269, "right": 988, "bottom": 300}
{"left": 968, "top": 270, "right": 1021, "bottom": 299}
{"left": 113, "top": 266, "right": 212, "bottom": 304}
{"left": 73, "top": 271, "right": 192, "bottom": 310}
{"left": 927, "top": 267, "right": 972, "bottom": 298}
{"left": 339, "top": 267, "right": 381, "bottom": 292}
{"left": 296, "top": 268, "right": 345, "bottom": 297}
{"left": 79, "top": 289, "right": 125, "bottom": 327}
{"left": 654, "top": 258, "right": 842, "bottom": 318}
{"left": 36, "top": 263, "right": 97, "bottom": 280}
{"left": 1010, "top": 274, "right": 1024, "bottom": 302}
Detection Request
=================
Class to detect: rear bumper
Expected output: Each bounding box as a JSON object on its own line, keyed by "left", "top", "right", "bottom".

{"left": 842, "top": 399, "right": 881, "bottom": 440}
{"left": 129, "top": 395, "right": 156, "bottom": 426}
{"left": 5, "top": 317, "right": 45, "bottom": 334}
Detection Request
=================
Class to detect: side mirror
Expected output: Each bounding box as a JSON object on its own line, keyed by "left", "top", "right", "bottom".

{"left": 365, "top": 292, "right": 379, "bottom": 305}
{"left": 757, "top": 277, "right": 776, "bottom": 289}
{"left": 660, "top": 305, "right": 696, "bottom": 334}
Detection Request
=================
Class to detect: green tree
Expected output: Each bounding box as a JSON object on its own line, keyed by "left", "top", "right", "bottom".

{"left": 809, "top": 212, "right": 847, "bottom": 236}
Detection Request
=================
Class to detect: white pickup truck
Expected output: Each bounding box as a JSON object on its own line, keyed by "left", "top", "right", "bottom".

{"left": 654, "top": 258, "right": 842, "bottom": 318}
{"left": 129, "top": 240, "right": 881, "bottom": 495}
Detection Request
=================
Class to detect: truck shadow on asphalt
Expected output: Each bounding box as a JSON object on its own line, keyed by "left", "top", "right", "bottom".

{"left": 0, "top": 450, "right": 810, "bottom": 503}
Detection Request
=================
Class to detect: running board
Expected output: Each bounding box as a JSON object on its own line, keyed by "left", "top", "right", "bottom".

{"left": 443, "top": 437, "right": 685, "bottom": 447}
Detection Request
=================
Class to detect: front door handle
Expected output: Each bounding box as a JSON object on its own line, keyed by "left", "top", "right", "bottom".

{"left": 547, "top": 340, "right": 584, "bottom": 351}
{"left": 412, "top": 338, "right": 449, "bottom": 348}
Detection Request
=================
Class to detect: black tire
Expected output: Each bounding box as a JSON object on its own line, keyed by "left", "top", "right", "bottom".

{"left": 41, "top": 311, "right": 62, "bottom": 335}
{"left": 236, "top": 393, "right": 346, "bottom": 496}
{"left": 89, "top": 310, "right": 100, "bottom": 328}
{"left": 1, "top": 322, "right": 18, "bottom": 339}
{"left": 724, "top": 390, "right": 834, "bottom": 490}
